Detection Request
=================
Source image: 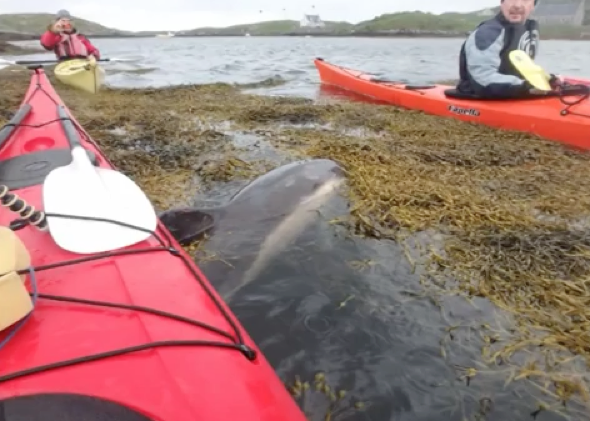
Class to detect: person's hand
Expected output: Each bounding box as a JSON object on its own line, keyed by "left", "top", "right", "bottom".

{"left": 52, "top": 19, "right": 71, "bottom": 33}
{"left": 88, "top": 55, "right": 97, "bottom": 67}
{"left": 521, "top": 80, "right": 551, "bottom": 95}
{"left": 548, "top": 74, "right": 563, "bottom": 89}
{"left": 52, "top": 21, "right": 64, "bottom": 32}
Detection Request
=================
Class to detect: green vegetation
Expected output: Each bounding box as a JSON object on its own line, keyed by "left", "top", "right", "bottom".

{"left": 1, "top": 4, "right": 590, "bottom": 40}
{"left": 0, "top": 13, "right": 129, "bottom": 36}
{"left": 185, "top": 20, "right": 353, "bottom": 36}
{"left": 353, "top": 11, "right": 482, "bottom": 32}
{"left": 185, "top": 13, "right": 479, "bottom": 35}
{"left": 544, "top": 24, "right": 590, "bottom": 38}
{"left": 183, "top": 3, "right": 590, "bottom": 38}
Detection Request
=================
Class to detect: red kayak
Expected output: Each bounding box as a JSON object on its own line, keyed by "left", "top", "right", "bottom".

{"left": 0, "top": 67, "right": 306, "bottom": 420}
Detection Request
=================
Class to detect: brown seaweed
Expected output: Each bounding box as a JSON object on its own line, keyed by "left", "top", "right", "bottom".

{"left": 3, "top": 69, "right": 590, "bottom": 413}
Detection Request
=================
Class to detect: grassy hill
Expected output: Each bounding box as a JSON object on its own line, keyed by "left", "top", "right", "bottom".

{"left": 0, "top": 13, "right": 129, "bottom": 36}
{"left": 353, "top": 11, "right": 483, "bottom": 33}
{"left": 184, "top": 3, "right": 587, "bottom": 36}
{"left": 2, "top": 3, "right": 590, "bottom": 40}
{"left": 185, "top": 20, "right": 353, "bottom": 36}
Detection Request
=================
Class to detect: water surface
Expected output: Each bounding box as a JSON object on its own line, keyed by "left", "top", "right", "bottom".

{"left": 10, "top": 36, "right": 590, "bottom": 97}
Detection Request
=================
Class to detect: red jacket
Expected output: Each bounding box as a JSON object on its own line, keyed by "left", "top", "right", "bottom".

{"left": 40, "top": 28, "right": 100, "bottom": 60}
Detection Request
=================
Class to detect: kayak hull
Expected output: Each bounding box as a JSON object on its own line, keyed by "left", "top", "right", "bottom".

{"left": 0, "top": 69, "right": 306, "bottom": 421}
{"left": 314, "top": 58, "right": 590, "bottom": 150}
{"left": 54, "top": 59, "right": 105, "bottom": 94}
{"left": 563, "top": 76, "right": 590, "bottom": 86}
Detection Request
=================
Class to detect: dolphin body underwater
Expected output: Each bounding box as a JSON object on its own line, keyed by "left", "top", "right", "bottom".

{"left": 159, "top": 159, "right": 346, "bottom": 299}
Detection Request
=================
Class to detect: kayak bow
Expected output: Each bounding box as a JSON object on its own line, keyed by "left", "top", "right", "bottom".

{"left": 0, "top": 67, "right": 307, "bottom": 421}
{"left": 315, "top": 58, "right": 590, "bottom": 150}
{"left": 54, "top": 59, "right": 105, "bottom": 94}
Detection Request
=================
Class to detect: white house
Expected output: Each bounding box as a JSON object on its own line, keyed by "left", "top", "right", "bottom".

{"left": 300, "top": 14, "right": 325, "bottom": 28}
{"left": 476, "top": 8, "right": 495, "bottom": 16}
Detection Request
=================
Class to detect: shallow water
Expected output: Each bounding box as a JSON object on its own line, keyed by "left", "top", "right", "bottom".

{"left": 6, "top": 36, "right": 590, "bottom": 420}
{"left": 197, "top": 179, "right": 585, "bottom": 421}
{"left": 181, "top": 129, "right": 588, "bottom": 420}
{"left": 9, "top": 36, "right": 590, "bottom": 97}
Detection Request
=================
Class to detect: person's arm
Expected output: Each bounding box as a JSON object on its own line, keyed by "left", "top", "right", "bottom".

{"left": 79, "top": 35, "right": 100, "bottom": 59}
{"left": 40, "top": 24, "right": 61, "bottom": 50}
{"left": 464, "top": 23, "right": 531, "bottom": 97}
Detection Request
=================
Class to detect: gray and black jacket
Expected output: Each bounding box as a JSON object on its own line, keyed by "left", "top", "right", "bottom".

{"left": 457, "top": 13, "right": 539, "bottom": 98}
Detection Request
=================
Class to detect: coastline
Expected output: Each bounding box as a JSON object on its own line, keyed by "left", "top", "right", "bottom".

{"left": 0, "top": 31, "right": 469, "bottom": 41}
{"left": 1, "top": 30, "right": 588, "bottom": 42}
{"left": 0, "top": 40, "right": 42, "bottom": 55}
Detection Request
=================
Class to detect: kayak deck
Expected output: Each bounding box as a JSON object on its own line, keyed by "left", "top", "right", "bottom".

{"left": 315, "top": 58, "right": 590, "bottom": 150}
{"left": 0, "top": 68, "right": 306, "bottom": 421}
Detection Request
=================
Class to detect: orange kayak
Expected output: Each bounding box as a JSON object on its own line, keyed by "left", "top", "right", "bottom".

{"left": 563, "top": 76, "right": 590, "bottom": 86}
{"left": 314, "top": 58, "right": 590, "bottom": 150}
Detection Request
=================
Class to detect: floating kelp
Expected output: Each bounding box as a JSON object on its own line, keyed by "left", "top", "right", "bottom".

{"left": 267, "top": 122, "right": 590, "bottom": 408}
{"left": 287, "top": 372, "right": 365, "bottom": 421}
{"left": 2, "top": 69, "right": 590, "bottom": 413}
{"left": 0, "top": 72, "right": 275, "bottom": 210}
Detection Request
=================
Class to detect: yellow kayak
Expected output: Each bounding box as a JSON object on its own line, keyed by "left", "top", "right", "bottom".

{"left": 54, "top": 59, "right": 105, "bottom": 94}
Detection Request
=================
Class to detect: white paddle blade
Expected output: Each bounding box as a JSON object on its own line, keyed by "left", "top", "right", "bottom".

{"left": 43, "top": 164, "right": 157, "bottom": 254}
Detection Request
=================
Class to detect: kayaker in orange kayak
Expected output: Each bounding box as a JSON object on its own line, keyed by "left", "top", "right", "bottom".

{"left": 457, "top": 0, "right": 560, "bottom": 98}
{"left": 40, "top": 10, "right": 101, "bottom": 61}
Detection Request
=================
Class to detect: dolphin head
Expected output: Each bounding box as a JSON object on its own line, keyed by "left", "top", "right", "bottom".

{"left": 158, "top": 159, "right": 345, "bottom": 251}
{"left": 158, "top": 207, "right": 218, "bottom": 245}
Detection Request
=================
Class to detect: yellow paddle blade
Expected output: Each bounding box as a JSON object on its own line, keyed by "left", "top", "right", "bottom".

{"left": 509, "top": 50, "right": 551, "bottom": 91}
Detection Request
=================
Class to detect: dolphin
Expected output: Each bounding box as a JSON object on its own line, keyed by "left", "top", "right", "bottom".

{"left": 238, "top": 175, "right": 343, "bottom": 292}
{"left": 159, "top": 159, "right": 346, "bottom": 299}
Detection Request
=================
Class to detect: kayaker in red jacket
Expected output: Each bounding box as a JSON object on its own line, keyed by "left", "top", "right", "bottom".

{"left": 40, "top": 10, "right": 100, "bottom": 61}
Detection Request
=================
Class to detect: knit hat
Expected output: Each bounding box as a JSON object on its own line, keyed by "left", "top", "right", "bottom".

{"left": 55, "top": 9, "right": 71, "bottom": 20}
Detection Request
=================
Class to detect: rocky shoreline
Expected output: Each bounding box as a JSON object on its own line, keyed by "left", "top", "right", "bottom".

{"left": 0, "top": 40, "right": 41, "bottom": 55}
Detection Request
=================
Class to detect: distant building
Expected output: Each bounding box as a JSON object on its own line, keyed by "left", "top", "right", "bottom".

{"left": 531, "top": 0, "right": 585, "bottom": 26}
{"left": 300, "top": 14, "right": 325, "bottom": 28}
{"left": 476, "top": 8, "right": 495, "bottom": 16}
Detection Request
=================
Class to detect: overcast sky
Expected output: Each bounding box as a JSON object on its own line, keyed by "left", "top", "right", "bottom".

{"left": 1, "top": 1, "right": 500, "bottom": 31}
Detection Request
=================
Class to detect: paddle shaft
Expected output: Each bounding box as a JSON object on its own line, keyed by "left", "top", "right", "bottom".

{"left": 57, "top": 106, "right": 83, "bottom": 149}
{"left": 8, "top": 58, "right": 115, "bottom": 66}
{"left": 56, "top": 105, "right": 98, "bottom": 168}
{"left": 0, "top": 105, "right": 32, "bottom": 149}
